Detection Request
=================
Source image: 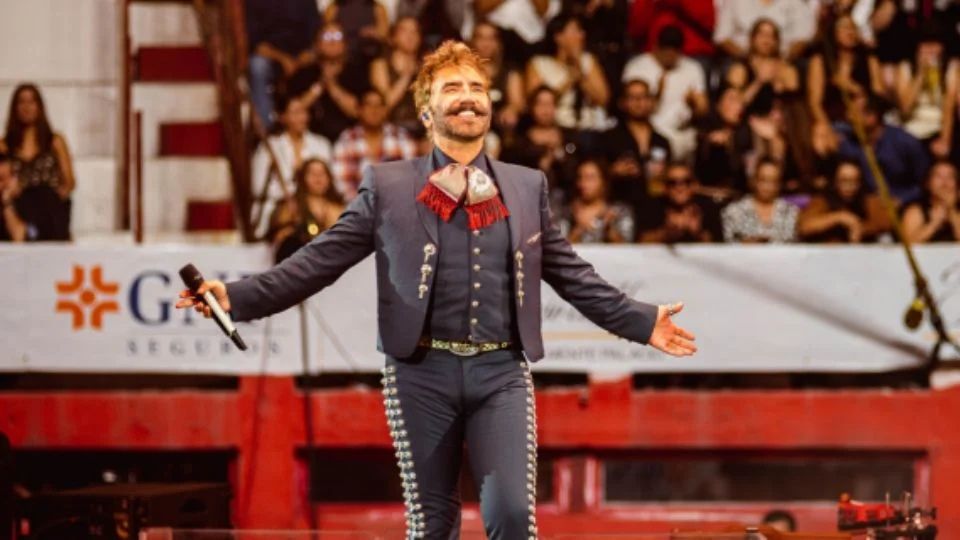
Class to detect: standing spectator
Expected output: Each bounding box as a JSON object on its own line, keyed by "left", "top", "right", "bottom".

{"left": 289, "top": 22, "right": 370, "bottom": 142}
{"left": 526, "top": 13, "right": 612, "bottom": 132}
{"left": 808, "top": 13, "right": 884, "bottom": 130}
{"left": 270, "top": 158, "right": 346, "bottom": 262}
{"left": 721, "top": 157, "right": 798, "bottom": 242}
{"left": 622, "top": 26, "right": 709, "bottom": 160}
{"left": 564, "top": 0, "right": 631, "bottom": 95}
{"left": 558, "top": 158, "right": 634, "bottom": 243}
{"left": 245, "top": 0, "right": 320, "bottom": 130}
{"left": 724, "top": 18, "right": 800, "bottom": 115}
{"left": 604, "top": 79, "right": 672, "bottom": 205}
{"left": 332, "top": 90, "right": 416, "bottom": 200}
{"left": 0, "top": 153, "right": 27, "bottom": 242}
{"left": 901, "top": 160, "right": 960, "bottom": 243}
{"left": 324, "top": 0, "right": 390, "bottom": 63}
{"left": 695, "top": 86, "right": 752, "bottom": 197}
{"left": 370, "top": 16, "right": 423, "bottom": 133}
{"left": 473, "top": 0, "right": 562, "bottom": 64}
{"left": 894, "top": 23, "right": 959, "bottom": 159}
{"left": 714, "top": 0, "right": 816, "bottom": 61}
{"left": 638, "top": 162, "right": 723, "bottom": 243}
{"left": 251, "top": 96, "right": 333, "bottom": 239}
{"left": 797, "top": 158, "right": 890, "bottom": 242}
{"left": 836, "top": 93, "right": 929, "bottom": 204}
{"left": 471, "top": 21, "right": 526, "bottom": 136}
{"left": 1, "top": 84, "right": 74, "bottom": 241}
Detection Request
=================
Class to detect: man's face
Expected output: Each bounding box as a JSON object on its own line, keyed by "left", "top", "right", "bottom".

{"left": 359, "top": 92, "right": 387, "bottom": 129}
{"left": 621, "top": 82, "right": 654, "bottom": 121}
{"left": 665, "top": 166, "right": 695, "bottom": 206}
{"left": 282, "top": 99, "right": 309, "bottom": 134}
{"left": 425, "top": 64, "right": 492, "bottom": 143}
{"left": 316, "top": 25, "right": 346, "bottom": 59}
{"left": 655, "top": 47, "right": 680, "bottom": 70}
{"left": 753, "top": 163, "right": 782, "bottom": 202}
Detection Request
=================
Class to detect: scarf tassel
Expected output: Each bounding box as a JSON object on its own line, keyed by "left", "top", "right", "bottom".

{"left": 416, "top": 182, "right": 460, "bottom": 222}
{"left": 465, "top": 196, "right": 510, "bottom": 230}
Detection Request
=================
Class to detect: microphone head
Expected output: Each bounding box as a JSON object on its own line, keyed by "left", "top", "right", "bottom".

{"left": 179, "top": 263, "right": 204, "bottom": 292}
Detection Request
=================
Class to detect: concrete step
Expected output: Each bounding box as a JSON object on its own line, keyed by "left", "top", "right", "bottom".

{"left": 141, "top": 156, "right": 232, "bottom": 234}
{"left": 131, "top": 83, "right": 219, "bottom": 157}
{"left": 129, "top": 2, "right": 202, "bottom": 48}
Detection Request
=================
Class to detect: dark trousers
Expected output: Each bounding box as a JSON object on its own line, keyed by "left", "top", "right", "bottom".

{"left": 381, "top": 349, "right": 538, "bottom": 540}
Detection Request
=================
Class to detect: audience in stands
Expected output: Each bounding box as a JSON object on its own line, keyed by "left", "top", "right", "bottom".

{"left": 604, "top": 79, "right": 671, "bottom": 206}
{"left": 622, "top": 25, "right": 708, "bottom": 160}
{"left": 558, "top": 158, "right": 634, "bottom": 243}
{"left": 245, "top": 0, "right": 321, "bottom": 130}
{"left": 721, "top": 157, "right": 798, "bottom": 243}
{"left": 798, "top": 158, "right": 890, "bottom": 243}
{"left": 1, "top": 84, "right": 74, "bottom": 241}
{"left": 370, "top": 16, "right": 422, "bottom": 134}
{"left": 0, "top": 153, "right": 27, "bottom": 242}
{"left": 638, "top": 162, "right": 723, "bottom": 243}
{"left": 901, "top": 160, "right": 960, "bottom": 243}
{"left": 714, "top": 0, "right": 816, "bottom": 61}
{"left": 332, "top": 89, "right": 416, "bottom": 201}
{"left": 471, "top": 21, "right": 526, "bottom": 136}
{"left": 724, "top": 18, "right": 799, "bottom": 115}
{"left": 290, "top": 22, "right": 370, "bottom": 142}
{"left": 251, "top": 95, "right": 333, "bottom": 239}
{"left": 270, "top": 158, "right": 345, "bottom": 261}
{"left": 894, "top": 23, "right": 957, "bottom": 158}
{"left": 836, "top": 92, "right": 929, "bottom": 204}
{"left": 526, "top": 13, "right": 612, "bottom": 132}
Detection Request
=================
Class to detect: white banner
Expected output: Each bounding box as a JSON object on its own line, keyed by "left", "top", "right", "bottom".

{"left": 1, "top": 245, "right": 959, "bottom": 374}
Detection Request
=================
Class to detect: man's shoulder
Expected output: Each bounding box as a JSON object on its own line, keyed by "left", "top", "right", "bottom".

{"left": 489, "top": 158, "right": 544, "bottom": 185}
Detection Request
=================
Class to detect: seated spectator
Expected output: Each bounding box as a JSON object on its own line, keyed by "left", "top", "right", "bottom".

{"left": 798, "top": 158, "right": 891, "bottom": 243}
{"left": 721, "top": 157, "right": 798, "bottom": 242}
{"left": 638, "top": 162, "right": 723, "bottom": 243}
{"left": 270, "top": 158, "right": 345, "bottom": 262}
{"left": 332, "top": 90, "right": 416, "bottom": 201}
{"left": 370, "top": 16, "right": 422, "bottom": 134}
{"left": 807, "top": 13, "right": 884, "bottom": 129}
{"left": 628, "top": 0, "right": 715, "bottom": 62}
{"left": 245, "top": 0, "right": 320, "bottom": 130}
{"left": 724, "top": 18, "right": 799, "bottom": 115}
{"left": 474, "top": 0, "right": 562, "bottom": 65}
{"left": 603, "top": 79, "right": 672, "bottom": 206}
{"left": 323, "top": 0, "right": 390, "bottom": 63}
{"left": 289, "top": 22, "right": 370, "bottom": 142}
{"left": 622, "top": 25, "right": 709, "bottom": 160}
{"left": 501, "top": 86, "right": 580, "bottom": 205}
{"left": 526, "top": 13, "right": 612, "bottom": 132}
{"left": 836, "top": 92, "right": 929, "bottom": 204}
{"left": 714, "top": 0, "right": 816, "bottom": 61}
{"left": 471, "top": 21, "right": 526, "bottom": 136}
{"left": 1, "top": 83, "right": 73, "bottom": 241}
{"left": 558, "top": 158, "right": 634, "bottom": 243}
{"left": 901, "top": 160, "right": 960, "bottom": 243}
{"left": 0, "top": 153, "right": 27, "bottom": 242}
{"left": 695, "top": 86, "right": 752, "bottom": 197}
{"left": 251, "top": 95, "right": 333, "bottom": 239}
{"left": 894, "top": 22, "right": 958, "bottom": 159}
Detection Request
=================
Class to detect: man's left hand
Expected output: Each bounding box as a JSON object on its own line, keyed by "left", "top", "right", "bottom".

{"left": 649, "top": 302, "right": 697, "bottom": 357}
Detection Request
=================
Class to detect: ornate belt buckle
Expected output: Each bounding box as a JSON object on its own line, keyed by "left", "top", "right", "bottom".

{"left": 450, "top": 342, "right": 479, "bottom": 357}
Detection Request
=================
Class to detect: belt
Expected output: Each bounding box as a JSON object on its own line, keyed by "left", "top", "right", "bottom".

{"left": 418, "top": 337, "right": 513, "bottom": 357}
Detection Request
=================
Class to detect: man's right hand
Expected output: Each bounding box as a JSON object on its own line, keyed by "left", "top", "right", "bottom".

{"left": 175, "top": 280, "right": 230, "bottom": 319}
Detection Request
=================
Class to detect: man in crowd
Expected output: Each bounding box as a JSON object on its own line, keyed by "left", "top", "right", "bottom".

{"left": 638, "top": 162, "right": 722, "bottom": 243}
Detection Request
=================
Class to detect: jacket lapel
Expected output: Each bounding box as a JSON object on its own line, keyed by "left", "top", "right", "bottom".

{"left": 412, "top": 155, "right": 439, "bottom": 245}
{"left": 490, "top": 159, "right": 523, "bottom": 252}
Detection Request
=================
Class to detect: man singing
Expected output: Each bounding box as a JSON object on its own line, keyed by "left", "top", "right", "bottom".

{"left": 177, "top": 41, "right": 697, "bottom": 540}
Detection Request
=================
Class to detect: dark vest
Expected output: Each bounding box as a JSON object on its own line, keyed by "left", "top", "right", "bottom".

{"left": 426, "top": 150, "right": 519, "bottom": 343}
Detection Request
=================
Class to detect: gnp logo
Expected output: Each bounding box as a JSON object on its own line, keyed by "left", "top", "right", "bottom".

{"left": 55, "top": 265, "right": 120, "bottom": 330}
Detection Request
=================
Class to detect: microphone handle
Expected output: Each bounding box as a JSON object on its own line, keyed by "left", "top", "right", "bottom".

{"left": 200, "top": 290, "right": 247, "bottom": 350}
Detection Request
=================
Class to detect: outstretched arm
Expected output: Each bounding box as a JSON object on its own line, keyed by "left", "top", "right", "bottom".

{"left": 538, "top": 175, "right": 696, "bottom": 356}
{"left": 177, "top": 168, "right": 377, "bottom": 321}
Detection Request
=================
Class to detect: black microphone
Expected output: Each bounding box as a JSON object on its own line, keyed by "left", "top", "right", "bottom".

{"left": 179, "top": 263, "right": 247, "bottom": 351}
{"left": 904, "top": 297, "right": 925, "bottom": 331}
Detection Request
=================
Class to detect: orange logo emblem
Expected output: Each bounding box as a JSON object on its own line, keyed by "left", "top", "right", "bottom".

{"left": 55, "top": 265, "right": 120, "bottom": 330}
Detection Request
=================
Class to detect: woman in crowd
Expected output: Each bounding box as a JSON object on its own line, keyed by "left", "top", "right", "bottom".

{"left": 369, "top": 16, "right": 421, "bottom": 134}
{"left": 797, "top": 158, "right": 890, "bottom": 243}
{"left": 0, "top": 83, "right": 75, "bottom": 241}
{"left": 721, "top": 157, "right": 798, "bottom": 243}
{"left": 270, "top": 158, "right": 345, "bottom": 262}
{"left": 251, "top": 95, "right": 332, "bottom": 239}
{"left": 695, "top": 86, "right": 752, "bottom": 198}
{"left": 525, "top": 13, "right": 612, "bottom": 132}
{"left": 470, "top": 21, "right": 526, "bottom": 137}
{"left": 559, "top": 158, "right": 634, "bottom": 244}
{"left": 901, "top": 160, "right": 960, "bottom": 243}
{"left": 724, "top": 18, "right": 799, "bottom": 115}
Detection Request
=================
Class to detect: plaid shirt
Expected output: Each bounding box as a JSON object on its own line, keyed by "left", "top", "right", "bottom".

{"left": 332, "top": 124, "right": 417, "bottom": 201}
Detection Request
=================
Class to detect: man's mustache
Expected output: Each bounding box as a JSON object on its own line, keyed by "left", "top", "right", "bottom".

{"left": 445, "top": 104, "right": 489, "bottom": 116}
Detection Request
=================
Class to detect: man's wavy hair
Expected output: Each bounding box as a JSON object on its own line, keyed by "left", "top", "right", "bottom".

{"left": 412, "top": 40, "right": 489, "bottom": 113}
